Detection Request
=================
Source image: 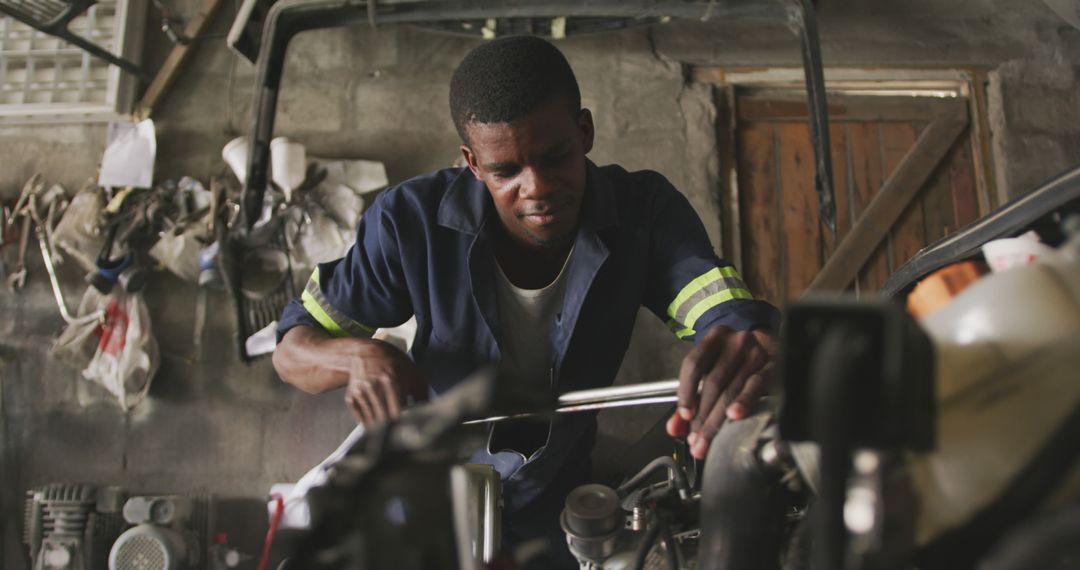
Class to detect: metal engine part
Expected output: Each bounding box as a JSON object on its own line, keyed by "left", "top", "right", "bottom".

{"left": 123, "top": 496, "right": 193, "bottom": 527}
{"left": 109, "top": 524, "right": 189, "bottom": 570}
{"left": 24, "top": 483, "right": 126, "bottom": 570}
{"left": 110, "top": 495, "right": 209, "bottom": 570}
{"left": 450, "top": 463, "right": 502, "bottom": 567}
{"left": 561, "top": 484, "right": 623, "bottom": 564}
{"left": 560, "top": 456, "right": 704, "bottom": 569}
{"left": 288, "top": 368, "right": 533, "bottom": 570}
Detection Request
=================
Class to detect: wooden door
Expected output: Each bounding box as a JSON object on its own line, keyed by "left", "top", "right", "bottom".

{"left": 732, "top": 91, "right": 981, "bottom": 307}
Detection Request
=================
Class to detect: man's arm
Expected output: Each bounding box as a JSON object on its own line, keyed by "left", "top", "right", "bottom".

{"left": 638, "top": 172, "right": 780, "bottom": 459}
{"left": 272, "top": 188, "right": 423, "bottom": 425}
{"left": 273, "top": 325, "right": 364, "bottom": 394}
{"left": 274, "top": 325, "right": 426, "bottom": 425}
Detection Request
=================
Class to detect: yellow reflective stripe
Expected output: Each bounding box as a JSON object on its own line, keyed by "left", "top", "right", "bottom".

{"left": 302, "top": 267, "right": 375, "bottom": 337}
{"left": 665, "top": 318, "right": 696, "bottom": 339}
{"left": 683, "top": 288, "right": 753, "bottom": 331}
{"left": 666, "top": 266, "right": 741, "bottom": 320}
{"left": 302, "top": 289, "right": 349, "bottom": 338}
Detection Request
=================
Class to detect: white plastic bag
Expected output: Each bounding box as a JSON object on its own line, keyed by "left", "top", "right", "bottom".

{"left": 149, "top": 223, "right": 207, "bottom": 282}
{"left": 52, "top": 184, "right": 105, "bottom": 273}
{"left": 52, "top": 287, "right": 159, "bottom": 410}
{"left": 53, "top": 287, "right": 109, "bottom": 371}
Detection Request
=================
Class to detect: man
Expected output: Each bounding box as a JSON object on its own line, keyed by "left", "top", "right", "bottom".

{"left": 273, "top": 35, "right": 777, "bottom": 565}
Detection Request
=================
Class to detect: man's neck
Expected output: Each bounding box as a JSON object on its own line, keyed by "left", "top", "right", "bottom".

{"left": 493, "top": 233, "right": 574, "bottom": 289}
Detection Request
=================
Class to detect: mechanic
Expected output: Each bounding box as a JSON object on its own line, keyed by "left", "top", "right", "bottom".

{"left": 272, "top": 35, "right": 778, "bottom": 566}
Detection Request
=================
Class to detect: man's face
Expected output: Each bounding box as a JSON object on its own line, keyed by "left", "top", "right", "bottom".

{"left": 461, "top": 99, "right": 594, "bottom": 251}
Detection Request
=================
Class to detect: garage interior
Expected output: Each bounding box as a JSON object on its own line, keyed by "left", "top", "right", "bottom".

{"left": 1, "top": 0, "right": 1079, "bottom": 569}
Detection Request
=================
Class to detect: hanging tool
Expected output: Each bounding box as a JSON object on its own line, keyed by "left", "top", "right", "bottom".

{"left": 5, "top": 216, "right": 30, "bottom": 291}
{"left": 5, "top": 175, "right": 44, "bottom": 292}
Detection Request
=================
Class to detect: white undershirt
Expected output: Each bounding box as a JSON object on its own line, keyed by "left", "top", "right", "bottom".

{"left": 494, "top": 249, "right": 574, "bottom": 392}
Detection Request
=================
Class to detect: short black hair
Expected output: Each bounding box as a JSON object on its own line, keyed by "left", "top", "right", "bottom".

{"left": 449, "top": 36, "right": 581, "bottom": 143}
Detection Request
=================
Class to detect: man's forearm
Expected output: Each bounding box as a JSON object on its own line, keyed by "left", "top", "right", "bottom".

{"left": 273, "top": 326, "right": 368, "bottom": 393}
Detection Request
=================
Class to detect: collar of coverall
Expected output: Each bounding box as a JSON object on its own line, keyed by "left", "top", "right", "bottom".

{"left": 436, "top": 159, "right": 619, "bottom": 236}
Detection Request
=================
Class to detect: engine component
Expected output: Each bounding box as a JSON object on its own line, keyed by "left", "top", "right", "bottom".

{"left": 909, "top": 223, "right": 1080, "bottom": 566}
{"left": 24, "top": 483, "right": 126, "bottom": 570}
{"left": 561, "top": 484, "right": 623, "bottom": 564}
{"left": 109, "top": 524, "right": 189, "bottom": 570}
{"left": 699, "top": 412, "right": 793, "bottom": 570}
{"left": 449, "top": 463, "right": 502, "bottom": 567}
{"left": 779, "top": 298, "right": 935, "bottom": 570}
{"left": 775, "top": 218, "right": 1080, "bottom": 569}
{"left": 287, "top": 368, "right": 539, "bottom": 570}
{"left": 560, "top": 455, "right": 701, "bottom": 569}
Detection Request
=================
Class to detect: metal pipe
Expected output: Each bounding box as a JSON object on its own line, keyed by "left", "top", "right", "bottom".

{"left": 557, "top": 378, "right": 679, "bottom": 406}
{"left": 243, "top": 0, "right": 793, "bottom": 232}
{"left": 464, "top": 379, "right": 679, "bottom": 424}
{"left": 38, "top": 234, "right": 102, "bottom": 326}
{"left": 783, "top": 0, "right": 836, "bottom": 234}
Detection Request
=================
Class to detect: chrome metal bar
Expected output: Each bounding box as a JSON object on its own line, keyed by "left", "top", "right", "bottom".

{"left": 464, "top": 380, "right": 680, "bottom": 424}
{"left": 557, "top": 378, "right": 678, "bottom": 406}
{"left": 556, "top": 395, "right": 678, "bottom": 414}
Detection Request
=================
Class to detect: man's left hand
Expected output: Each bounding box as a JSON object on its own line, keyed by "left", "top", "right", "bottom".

{"left": 666, "top": 326, "right": 775, "bottom": 460}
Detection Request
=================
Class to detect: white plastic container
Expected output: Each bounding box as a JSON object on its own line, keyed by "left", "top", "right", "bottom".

{"left": 270, "top": 137, "right": 307, "bottom": 201}
{"left": 221, "top": 136, "right": 250, "bottom": 185}
{"left": 910, "top": 232, "right": 1080, "bottom": 545}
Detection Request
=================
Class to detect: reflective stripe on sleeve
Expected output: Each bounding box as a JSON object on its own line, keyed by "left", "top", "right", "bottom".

{"left": 300, "top": 268, "right": 375, "bottom": 338}
{"left": 666, "top": 266, "right": 753, "bottom": 338}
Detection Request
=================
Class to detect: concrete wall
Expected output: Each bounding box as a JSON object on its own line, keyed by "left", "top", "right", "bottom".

{"left": 2, "top": 0, "right": 1079, "bottom": 566}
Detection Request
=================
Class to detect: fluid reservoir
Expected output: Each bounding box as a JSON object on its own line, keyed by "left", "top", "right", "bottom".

{"left": 911, "top": 232, "right": 1080, "bottom": 545}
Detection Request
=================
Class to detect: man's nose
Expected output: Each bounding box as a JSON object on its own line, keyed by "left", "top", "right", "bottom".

{"left": 518, "top": 167, "right": 559, "bottom": 201}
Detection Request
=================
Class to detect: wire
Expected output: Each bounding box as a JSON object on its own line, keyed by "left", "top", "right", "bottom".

{"left": 257, "top": 495, "right": 285, "bottom": 570}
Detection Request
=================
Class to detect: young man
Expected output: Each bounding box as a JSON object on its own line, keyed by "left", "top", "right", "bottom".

{"left": 273, "top": 35, "right": 777, "bottom": 565}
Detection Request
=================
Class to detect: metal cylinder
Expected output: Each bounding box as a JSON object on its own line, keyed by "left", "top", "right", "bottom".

{"left": 561, "top": 484, "right": 623, "bottom": 564}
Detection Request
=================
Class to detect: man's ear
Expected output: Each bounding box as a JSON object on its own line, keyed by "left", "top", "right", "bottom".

{"left": 579, "top": 108, "right": 595, "bottom": 155}
{"left": 460, "top": 144, "right": 481, "bottom": 178}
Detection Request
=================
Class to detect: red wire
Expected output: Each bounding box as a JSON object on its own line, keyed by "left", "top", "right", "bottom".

{"left": 257, "top": 495, "right": 285, "bottom": 570}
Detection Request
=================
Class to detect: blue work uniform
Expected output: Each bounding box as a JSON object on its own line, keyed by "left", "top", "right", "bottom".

{"left": 277, "top": 160, "right": 778, "bottom": 556}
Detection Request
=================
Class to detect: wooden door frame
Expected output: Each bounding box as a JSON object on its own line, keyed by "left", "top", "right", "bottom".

{"left": 695, "top": 67, "right": 998, "bottom": 272}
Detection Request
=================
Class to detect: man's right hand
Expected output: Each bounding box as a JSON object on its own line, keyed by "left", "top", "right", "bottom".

{"left": 344, "top": 339, "right": 428, "bottom": 426}
{"left": 273, "top": 326, "right": 428, "bottom": 427}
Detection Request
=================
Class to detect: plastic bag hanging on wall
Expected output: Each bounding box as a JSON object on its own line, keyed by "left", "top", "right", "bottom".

{"left": 53, "top": 287, "right": 159, "bottom": 410}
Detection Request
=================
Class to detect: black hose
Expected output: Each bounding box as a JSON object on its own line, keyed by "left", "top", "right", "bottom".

{"left": 659, "top": 518, "right": 680, "bottom": 570}
{"left": 809, "top": 326, "right": 868, "bottom": 570}
{"left": 633, "top": 517, "right": 663, "bottom": 570}
{"left": 697, "top": 412, "right": 780, "bottom": 570}
{"left": 617, "top": 456, "right": 690, "bottom": 499}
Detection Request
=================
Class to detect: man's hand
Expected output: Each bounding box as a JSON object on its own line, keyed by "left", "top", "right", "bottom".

{"left": 665, "top": 326, "right": 775, "bottom": 460}
{"left": 345, "top": 339, "right": 428, "bottom": 427}
{"left": 273, "top": 326, "right": 428, "bottom": 427}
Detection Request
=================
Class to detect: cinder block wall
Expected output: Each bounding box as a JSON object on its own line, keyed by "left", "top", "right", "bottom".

{"left": 1, "top": 1, "right": 1078, "bottom": 566}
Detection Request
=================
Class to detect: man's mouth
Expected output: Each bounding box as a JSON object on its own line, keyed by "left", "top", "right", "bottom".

{"left": 521, "top": 202, "right": 568, "bottom": 226}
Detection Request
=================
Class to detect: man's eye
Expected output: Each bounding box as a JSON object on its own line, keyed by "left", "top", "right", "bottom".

{"left": 546, "top": 152, "right": 570, "bottom": 165}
